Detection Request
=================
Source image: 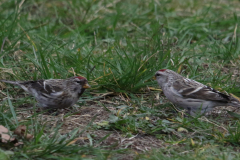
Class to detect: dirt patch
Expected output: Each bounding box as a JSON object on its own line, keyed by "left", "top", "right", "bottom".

{"left": 16, "top": 102, "right": 166, "bottom": 153}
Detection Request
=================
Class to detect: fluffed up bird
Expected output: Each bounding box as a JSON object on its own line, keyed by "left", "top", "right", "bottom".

{"left": 155, "top": 69, "right": 240, "bottom": 116}
{"left": 0, "top": 76, "right": 90, "bottom": 109}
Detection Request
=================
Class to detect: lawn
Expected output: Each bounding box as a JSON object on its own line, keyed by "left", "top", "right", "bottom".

{"left": 1, "top": 0, "right": 240, "bottom": 159}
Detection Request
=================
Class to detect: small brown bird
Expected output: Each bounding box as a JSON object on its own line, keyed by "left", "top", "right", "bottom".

{"left": 155, "top": 69, "right": 240, "bottom": 115}
{"left": 1, "top": 76, "right": 90, "bottom": 109}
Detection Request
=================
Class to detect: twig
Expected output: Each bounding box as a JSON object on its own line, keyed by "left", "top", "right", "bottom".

{"left": 180, "top": 150, "right": 194, "bottom": 154}
{"left": 18, "top": 24, "right": 38, "bottom": 51}
{"left": 0, "top": 90, "right": 7, "bottom": 96}
{"left": 90, "top": 65, "right": 95, "bottom": 73}
{"left": 71, "top": 67, "right": 76, "bottom": 76}
{"left": 1, "top": 37, "right": 7, "bottom": 54}
{"left": 109, "top": 68, "right": 120, "bottom": 87}
{"left": 233, "top": 24, "right": 238, "bottom": 42}
{"left": 92, "top": 73, "right": 111, "bottom": 82}
{"left": 198, "top": 116, "right": 228, "bottom": 132}
{"left": 94, "top": 31, "right": 97, "bottom": 45}
{"left": 138, "top": 51, "right": 159, "bottom": 72}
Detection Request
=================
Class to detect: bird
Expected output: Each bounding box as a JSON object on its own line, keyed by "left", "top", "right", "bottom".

{"left": 0, "top": 76, "right": 91, "bottom": 110}
{"left": 155, "top": 69, "right": 240, "bottom": 116}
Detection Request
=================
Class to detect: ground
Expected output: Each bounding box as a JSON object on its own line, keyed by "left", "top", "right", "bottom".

{"left": 7, "top": 91, "right": 240, "bottom": 159}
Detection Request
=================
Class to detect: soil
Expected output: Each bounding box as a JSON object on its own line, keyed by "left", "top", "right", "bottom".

{"left": 16, "top": 100, "right": 166, "bottom": 154}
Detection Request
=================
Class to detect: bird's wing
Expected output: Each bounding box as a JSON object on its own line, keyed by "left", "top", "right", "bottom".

{"left": 21, "top": 79, "right": 64, "bottom": 97}
{"left": 172, "top": 78, "right": 230, "bottom": 102}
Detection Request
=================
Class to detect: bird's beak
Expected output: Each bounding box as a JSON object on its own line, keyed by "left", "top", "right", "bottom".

{"left": 153, "top": 76, "right": 156, "bottom": 80}
{"left": 83, "top": 83, "right": 91, "bottom": 89}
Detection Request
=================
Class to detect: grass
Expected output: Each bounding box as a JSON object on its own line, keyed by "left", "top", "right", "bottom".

{"left": 1, "top": 0, "right": 240, "bottom": 159}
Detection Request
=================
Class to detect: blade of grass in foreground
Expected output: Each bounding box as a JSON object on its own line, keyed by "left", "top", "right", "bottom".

{"left": 7, "top": 91, "right": 18, "bottom": 126}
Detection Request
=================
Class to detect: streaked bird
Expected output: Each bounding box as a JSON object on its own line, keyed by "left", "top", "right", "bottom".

{"left": 155, "top": 69, "right": 240, "bottom": 115}
{"left": 1, "top": 76, "right": 90, "bottom": 109}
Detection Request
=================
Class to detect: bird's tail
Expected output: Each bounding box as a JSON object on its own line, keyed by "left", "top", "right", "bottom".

{"left": 1, "top": 80, "right": 30, "bottom": 93}
{"left": 229, "top": 93, "right": 240, "bottom": 107}
{"left": 0, "top": 80, "right": 19, "bottom": 85}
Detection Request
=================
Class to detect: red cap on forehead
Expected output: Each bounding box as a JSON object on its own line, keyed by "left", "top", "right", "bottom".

{"left": 159, "top": 69, "right": 166, "bottom": 72}
{"left": 76, "top": 76, "right": 86, "bottom": 80}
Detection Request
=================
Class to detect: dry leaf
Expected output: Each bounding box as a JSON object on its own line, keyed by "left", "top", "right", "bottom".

{"left": 155, "top": 93, "right": 160, "bottom": 100}
{"left": 177, "top": 64, "right": 182, "bottom": 73}
{"left": 67, "top": 137, "right": 88, "bottom": 146}
{"left": 177, "top": 127, "right": 188, "bottom": 133}
{"left": 0, "top": 125, "right": 21, "bottom": 149}
{"left": 0, "top": 125, "right": 15, "bottom": 143}
{"left": 0, "top": 67, "right": 16, "bottom": 76}
{"left": 14, "top": 125, "right": 26, "bottom": 136}
{"left": 191, "top": 138, "right": 195, "bottom": 146}
{"left": 95, "top": 121, "right": 109, "bottom": 126}
{"left": 14, "top": 142, "right": 24, "bottom": 147}
{"left": 14, "top": 125, "right": 34, "bottom": 140}
{"left": 148, "top": 87, "right": 162, "bottom": 91}
{"left": 25, "top": 133, "right": 34, "bottom": 140}
{"left": 230, "top": 93, "right": 240, "bottom": 102}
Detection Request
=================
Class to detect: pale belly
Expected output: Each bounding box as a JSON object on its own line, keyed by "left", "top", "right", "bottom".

{"left": 163, "top": 89, "right": 217, "bottom": 115}
{"left": 37, "top": 96, "right": 79, "bottom": 109}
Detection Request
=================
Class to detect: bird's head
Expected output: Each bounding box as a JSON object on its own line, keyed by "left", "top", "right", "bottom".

{"left": 67, "top": 76, "right": 91, "bottom": 96}
{"left": 73, "top": 76, "right": 91, "bottom": 89}
{"left": 155, "top": 69, "right": 175, "bottom": 87}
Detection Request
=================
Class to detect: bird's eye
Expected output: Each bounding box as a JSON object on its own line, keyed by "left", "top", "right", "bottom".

{"left": 155, "top": 73, "right": 161, "bottom": 77}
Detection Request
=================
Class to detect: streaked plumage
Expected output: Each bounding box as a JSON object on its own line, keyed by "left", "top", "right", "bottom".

{"left": 155, "top": 69, "right": 240, "bottom": 115}
{"left": 0, "top": 76, "right": 90, "bottom": 109}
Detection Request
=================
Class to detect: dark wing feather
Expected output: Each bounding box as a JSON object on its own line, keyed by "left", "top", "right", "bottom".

{"left": 172, "top": 79, "right": 230, "bottom": 102}
{"left": 21, "top": 80, "right": 63, "bottom": 96}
